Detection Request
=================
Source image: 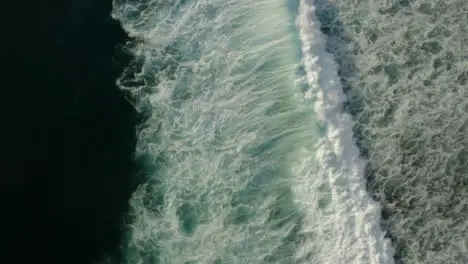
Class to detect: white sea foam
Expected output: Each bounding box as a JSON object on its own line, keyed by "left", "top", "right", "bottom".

{"left": 291, "top": 1, "right": 396, "bottom": 263}
{"left": 312, "top": 1, "right": 468, "bottom": 263}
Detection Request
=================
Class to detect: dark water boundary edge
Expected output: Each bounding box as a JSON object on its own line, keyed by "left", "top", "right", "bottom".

{"left": 313, "top": 1, "right": 404, "bottom": 263}
{"left": 1, "top": 0, "right": 145, "bottom": 263}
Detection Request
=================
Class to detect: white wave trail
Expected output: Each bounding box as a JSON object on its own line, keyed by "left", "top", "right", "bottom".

{"left": 292, "top": 1, "right": 396, "bottom": 263}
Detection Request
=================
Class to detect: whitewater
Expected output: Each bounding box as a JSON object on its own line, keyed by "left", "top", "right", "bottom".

{"left": 111, "top": 0, "right": 396, "bottom": 263}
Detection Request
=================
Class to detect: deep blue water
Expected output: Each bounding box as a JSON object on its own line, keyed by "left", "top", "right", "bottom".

{"left": 0, "top": 1, "right": 140, "bottom": 263}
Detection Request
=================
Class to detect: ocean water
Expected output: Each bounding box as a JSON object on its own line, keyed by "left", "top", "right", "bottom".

{"left": 111, "top": 0, "right": 467, "bottom": 264}
{"left": 313, "top": 1, "right": 468, "bottom": 263}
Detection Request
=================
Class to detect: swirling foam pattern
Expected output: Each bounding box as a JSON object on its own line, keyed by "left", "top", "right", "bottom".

{"left": 315, "top": 0, "right": 468, "bottom": 263}
{"left": 111, "top": 0, "right": 400, "bottom": 263}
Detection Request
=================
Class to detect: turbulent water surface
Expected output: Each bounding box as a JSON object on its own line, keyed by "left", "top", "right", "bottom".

{"left": 313, "top": 1, "right": 468, "bottom": 263}
{"left": 112, "top": 0, "right": 467, "bottom": 263}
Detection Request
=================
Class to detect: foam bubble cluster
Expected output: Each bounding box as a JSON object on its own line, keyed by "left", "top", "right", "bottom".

{"left": 316, "top": 0, "right": 468, "bottom": 263}
{"left": 292, "top": 1, "right": 396, "bottom": 263}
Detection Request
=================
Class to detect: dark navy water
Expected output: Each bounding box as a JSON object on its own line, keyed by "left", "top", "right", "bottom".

{"left": 1, "top": 1, "right": 139, "bottom": 263}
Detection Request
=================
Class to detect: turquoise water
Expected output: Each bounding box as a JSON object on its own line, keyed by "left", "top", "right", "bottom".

{"left": 111, "top": 0, "right": 395, "bottom": 263}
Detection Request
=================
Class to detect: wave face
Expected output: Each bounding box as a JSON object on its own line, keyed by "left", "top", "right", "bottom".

{"left": 314, "top": 0, "right": 468, "bottom": 263}
{"left": 112, "top": 0, "right": 395, "bottom": 263}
